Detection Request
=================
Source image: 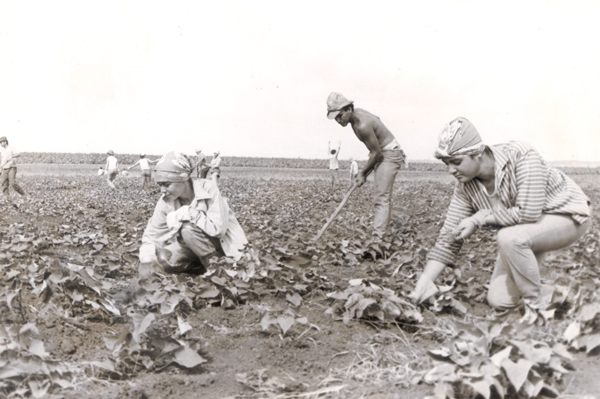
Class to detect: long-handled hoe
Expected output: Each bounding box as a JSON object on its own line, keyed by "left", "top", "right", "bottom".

{"left": 311, "top": 182, "right": 361, "bottom": 243}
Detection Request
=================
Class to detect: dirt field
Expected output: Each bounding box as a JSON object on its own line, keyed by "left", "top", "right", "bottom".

{"left": 1, "top": 165, "right": 599, "bottom": 399}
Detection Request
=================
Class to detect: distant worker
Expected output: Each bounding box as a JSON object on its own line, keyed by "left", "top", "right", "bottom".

{"left": 328, "top": 140, "right": 341, "bottom": 189}
{"left": 104, "top": 150, "right": 119, "bottom": 190}
{"left": 138, "top": 151, "right": 248, "bottom": 275}
{"left": 326, "top": 92, "right": 407, "bottom": 239}
{"left": 349, "top": 158, "right": 359, "bottom": 188}
{"left": 194, "top": 148, "right": 209, "bottom": 178}
{"left": 210, "top": 151, "right": 222, "bottom": 184}
{"left": 0, "top": 136, "right": 26, "bottom": 199}
{"left": 127, "top": 154, "right": 159, "bottom": 189}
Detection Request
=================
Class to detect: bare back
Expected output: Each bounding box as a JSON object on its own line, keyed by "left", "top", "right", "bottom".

{"left": 351, "top": 108, "right": 396, "bottom": 150}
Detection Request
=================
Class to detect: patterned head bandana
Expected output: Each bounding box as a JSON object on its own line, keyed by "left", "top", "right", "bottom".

{"left": 154, "top": 151, "right": 194, "bottom": 182}
{"left": 434, "top": 117, "right": 485, "bottom": 159}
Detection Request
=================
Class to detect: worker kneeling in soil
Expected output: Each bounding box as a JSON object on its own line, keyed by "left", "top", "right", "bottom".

{"left": 138, "top": 151, "right": 248, "bottom": 275}
{"left": 409, "top": 117, "right": 591, "bottom": 310}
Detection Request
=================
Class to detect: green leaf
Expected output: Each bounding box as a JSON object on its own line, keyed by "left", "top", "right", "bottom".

{"left": 424, "top": 363, "right": 457, "bottom": 384}
{"left": 28, "top": 340, "right": 49, "bottom": 358}
{"left": 466, "top": 378, "right": 490, "bottom": 399}
{"left": 521, "top": 370, "right": 544, "bottom": 398}
{"left": 578, "top": 303, "right": 600, "bottom": 322}
{"left": 490, "top": 346, "right": 512, "bottom": 368}
{"left": 260, "top": 313, "right": 272, "bottom": 331}
{"left": 198, "top": 286, "right": 220, "bottom": 298}
{"left": 286, "top": 292, "right": 302, "bottom": 307}
{"left": 277, "top": 314, "right": 295, "bottom": 335}
{"left": 211, "top": 276, "right": 227, "bottom": 286}
{"left": 173, "top": 346, "right": 206, "bottom": 368}
{"left": 327, "top": 292, "right": 349, "bottom": 301}
{"left": 551, "top": 343, "right": 573, "bottom": 360}
{"left": 501, "top": 358, "right": 532, "bottom": 392}
{"left": 579, "top": 333, "right": 600, "bottom": 354}
{"left": 563, "top": 321, "right": 580, "bottom": 342}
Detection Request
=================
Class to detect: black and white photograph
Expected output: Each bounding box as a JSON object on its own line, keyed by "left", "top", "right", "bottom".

{"left": 1, "top": 1, "right": 599, "bottom": 398}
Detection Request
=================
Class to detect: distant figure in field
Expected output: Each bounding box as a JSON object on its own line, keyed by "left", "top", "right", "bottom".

{"left": 138, "top": 151, "right": 248, "bottom": 275}
{"left": 328, "top": 140, "right": 341, "bottom": 189}
{"left": 210, "top": 151, "right": 222, "bottom": 184}
{"left": 104, "top": 150, "right": 119, "bottom": 190}
{"left": 326, "top": 92, "right": 407, "bottom": 238}
{"left": 128, "top": 154, "right": 159, "bottom": 190}
{"left": 0, "top": 136, "right": 26, "bottom": 199}
{"left": 349, "top": 158, "right": 359, "bottom": 188}
{"left": 194, "top": 148, "right": 209, "bottom": 178}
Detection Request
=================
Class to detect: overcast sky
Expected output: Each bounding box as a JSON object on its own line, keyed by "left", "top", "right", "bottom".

{"left": 1, "top": 0, "right": 599, "bottom": 162}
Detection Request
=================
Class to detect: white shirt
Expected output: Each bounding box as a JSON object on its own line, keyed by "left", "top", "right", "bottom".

{"left": 106, "top": 155, "right": 118, "bottom": 170}
{"left": 329, "top": 153, "right": 339, "bottom": 170}
{"left": 350, "top": 161, "right": 359, "bottom": 175}
{"left": 211, "top": 156, "right": 221, "bottom": 169}
{"left": 0, "top": 146, "right": 19, "bottom": 169}
{"left": 139, "top": 158, "right": 150, "bottom": 170}
{"left": 140, "top": 179, "right": 248, "bottom": 263}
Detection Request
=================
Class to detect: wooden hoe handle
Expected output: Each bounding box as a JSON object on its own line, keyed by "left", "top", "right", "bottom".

{"left": 311, "top": 183, "right": 360, "bottom": 243}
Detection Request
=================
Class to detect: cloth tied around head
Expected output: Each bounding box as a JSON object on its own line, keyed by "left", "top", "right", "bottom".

{"left": 154, "top": 151, "right": 194, "bottom": 182}
{"left": 434, "top": 117, "right": 485, "bottom": 159}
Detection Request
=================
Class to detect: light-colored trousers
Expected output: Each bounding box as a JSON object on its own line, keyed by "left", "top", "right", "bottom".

{"left": 1, "top": 167, "right": 26, "bottom": 196}
{"left": 487, "top": 213, "right": 591, "bottom": 309}
{"left": 160, "top": 223, "right": 224, "bottom": 274}
{"left": 372, "top": 149, "right": 405, "bottom": 237}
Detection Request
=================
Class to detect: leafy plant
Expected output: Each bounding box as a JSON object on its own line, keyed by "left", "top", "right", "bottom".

{"left": 0, "top": 323, "right": 77, "bottom": 398}
{"left": 325, "top": 279, "right": 423, "bottom": 324}
{"left": 423, "top": 319, "right": 572, "bottom": 399}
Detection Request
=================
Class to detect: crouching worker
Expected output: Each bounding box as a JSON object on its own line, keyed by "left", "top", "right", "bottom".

{"left": 409, "top": 117, "right": 591, "bottom": 310}
{"left": 138, "top": 151, "right": 248, "bottom": 276}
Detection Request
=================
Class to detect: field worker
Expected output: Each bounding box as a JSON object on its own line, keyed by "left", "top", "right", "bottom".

{"left": 104, "top": 150, "right": 119, "bottom": 190}
{"left": 327, "top": 92, "right": 407, "bottom": 238}
{"left": 409, "top": 117, "right": 591, "bottom": 310}
{"left": 0, "top": 136, "right": 26, "bottom": 198}
{"left": 194, "top": 148, "right": 209, "bottom": 178}
{"left": 349, "top": 158, "right": 359, "bottom": 188}
{"left": 210, "top": 151, "right": 222, "bottom": 184}
{"left": 127, "top": 154, "right": 158, "bottom": 189}
{"left": 139, "top": 151, "right": 248, "bottom": 275}
{"left": 328, "top": 140, "right": 341, "bottom": 189}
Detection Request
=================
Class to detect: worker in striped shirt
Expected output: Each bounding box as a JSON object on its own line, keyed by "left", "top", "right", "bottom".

{"left": 409, "top": 117, "right": 591, "bottom": 310}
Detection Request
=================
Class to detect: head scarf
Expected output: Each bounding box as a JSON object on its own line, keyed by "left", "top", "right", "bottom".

{"left": 434, "top": 117, "right": 485, "bottom": 159}
{"left": 154, "top": 151, "right": 194, "bottom": 182}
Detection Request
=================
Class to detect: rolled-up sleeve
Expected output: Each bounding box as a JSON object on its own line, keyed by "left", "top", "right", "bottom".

{"left": 139, "top": 200, "right": 170, "bottom": 262}
{"left": 427, "top": 186, "right": 475, "bottom": 265}
{"left": 493, "top": 150, "right": 546, "bottom": 226}
{"left": 188, "top": 181, "right": 229, "bottom": 238}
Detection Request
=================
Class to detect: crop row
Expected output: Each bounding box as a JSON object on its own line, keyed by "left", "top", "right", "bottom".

{"left": 16, "top": 152, "right": 600, "bottom": 174}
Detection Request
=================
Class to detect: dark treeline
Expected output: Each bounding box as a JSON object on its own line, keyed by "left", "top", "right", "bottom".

{"left": 17, "top": 152, "right": 599, "bottom": 174}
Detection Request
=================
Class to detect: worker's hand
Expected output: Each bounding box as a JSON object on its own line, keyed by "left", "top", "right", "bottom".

{"left": 171, "top": 206, "right": 191, "bottom": 224}
{"left": 355, "top": 173, "right": 367, "bottom": 187}
{"left": 408, "top": 274, "right": 439, "bottom": 304}
{"left": 452, "top": 217, "right": 478, "bottom": 241}
{"left": 164, "top": 206, "right": 190, "bottom": 235}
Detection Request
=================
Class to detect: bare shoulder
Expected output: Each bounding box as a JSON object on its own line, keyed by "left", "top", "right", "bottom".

{"left": 357, "top": 108, "right": 385, "bottom": 128}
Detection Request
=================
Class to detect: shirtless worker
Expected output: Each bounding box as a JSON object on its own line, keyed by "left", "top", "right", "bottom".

{"left": 326, "top": 92, "right": 407, "bottom": 238}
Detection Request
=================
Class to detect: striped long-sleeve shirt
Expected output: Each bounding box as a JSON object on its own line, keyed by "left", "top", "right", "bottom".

{"left": 428, "top": 141, "right": 591, "bottom": 266}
